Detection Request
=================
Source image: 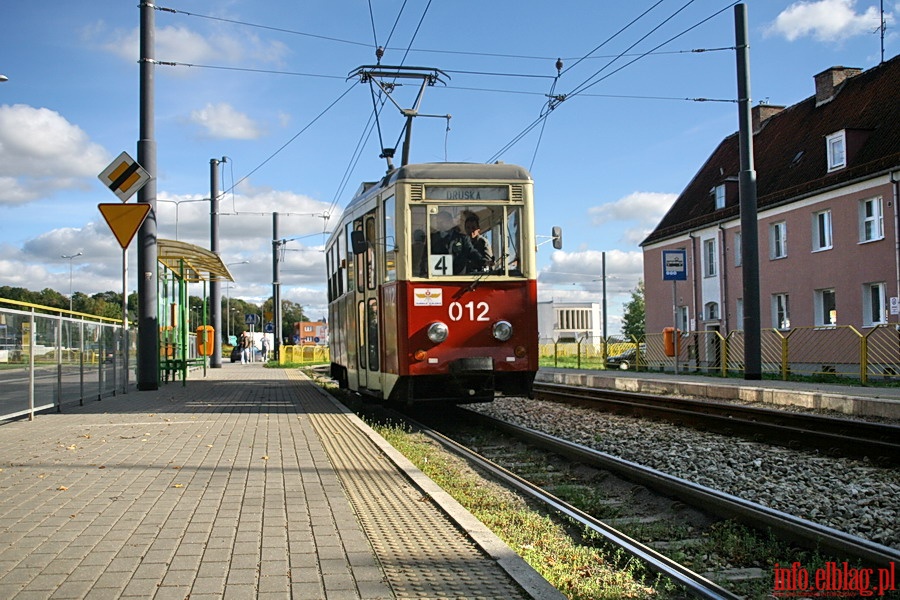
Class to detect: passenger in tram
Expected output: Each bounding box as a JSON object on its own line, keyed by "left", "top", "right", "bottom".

{"left": 463, "top": 212, "right": 493, "bottom": 272}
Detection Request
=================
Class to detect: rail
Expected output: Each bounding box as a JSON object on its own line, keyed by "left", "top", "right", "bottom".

{"left": 540, "top": 324, "right": 900, "bottom": 384}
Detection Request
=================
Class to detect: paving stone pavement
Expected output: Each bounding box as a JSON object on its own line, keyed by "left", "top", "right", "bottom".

{"left": 0, "top": 363, "right": 559, "bottom": 600}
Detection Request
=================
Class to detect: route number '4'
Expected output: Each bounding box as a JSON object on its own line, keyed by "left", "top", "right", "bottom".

{"left": 429, "top": 254, "right": 451, "bottom": 276}
{"left": 449, "top": 301, "right": 489, "bottom": 321}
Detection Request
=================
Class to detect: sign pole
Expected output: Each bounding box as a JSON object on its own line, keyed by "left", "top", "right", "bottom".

{"left": 673, "top": 279, "right": 678, "bottom": 375}
{"left": 122, "top": 248, "right": 129, "bottom": 393}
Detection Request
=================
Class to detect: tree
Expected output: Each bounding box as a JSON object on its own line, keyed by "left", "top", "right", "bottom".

{"left": 621, "top": 279, "right": 645, "bottom": 341}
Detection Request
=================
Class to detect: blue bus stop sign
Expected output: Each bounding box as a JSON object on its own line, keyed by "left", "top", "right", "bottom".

{"left": 662, "top": 249, "right": 687, "bottom": 281}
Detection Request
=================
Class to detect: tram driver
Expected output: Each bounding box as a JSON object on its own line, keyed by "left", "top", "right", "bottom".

{"left": 429, "top": 210, "right": 479, "bottom": 275}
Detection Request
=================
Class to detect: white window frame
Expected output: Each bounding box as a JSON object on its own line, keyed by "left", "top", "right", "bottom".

{"left": 703, "top": 238, "right": 716, "bottom": 277}
{"left": 812, "top": 209, "right": 832, "bottom": 252}
{"left": 863, "top": 282, "right": 886, "bottom": 327}
{"left": 714, "top": 184, "right": 726, "bottom": 210}
{"left": 826, "top": 130, "right": 846, "bottom": 172}
{"left": 677, "top": 306, "right": 689, "bottom": 333}
{"left": 859, "top": 197, "right": 884, "bottom": 243}
{"left": 733, "top": 232, "right": 742, "bottom": 267}
{"left": 814, "top": 288, "right": 837, "bottom": 327}
{"left": 772, "top": 293, "right": 790, "bottom": 330}
{"left": 770, "top": 221, "right": 787, "bottom": 259}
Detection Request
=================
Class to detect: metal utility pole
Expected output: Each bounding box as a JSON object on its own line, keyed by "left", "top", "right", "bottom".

{"left": 735, "top": 4, "right": 761, "bottom": 380}
{"left": 210, "top": 158, "right": 223, "bottom": 368}
{"left": 136, "top": 1, "right": 159, "bottom": 390}
{"left": 601, "top": 251, "right": 608, "bottom": 341}
{"left": 272, "top": 212, "right": 281, "bottom": 362}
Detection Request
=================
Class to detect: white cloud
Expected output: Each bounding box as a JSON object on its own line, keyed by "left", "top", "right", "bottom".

{"left": 189, "top": 103, "right": 264, "bottom": 140}
{"left": 587, "top": 191, "right": 677, "bottom": 245}
{"left": 765, "top": 0, "right": 888, "bottom": 42}
{"left": 98, "top": 24, "right": 289, "bottom": 70}
{"left": 0, "top": 105, "right": 110, "bottom": 205}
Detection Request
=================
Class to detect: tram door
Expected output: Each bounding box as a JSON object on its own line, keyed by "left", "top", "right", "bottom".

{"left": 356, "top": 211, "right": 382, "bottom": 394}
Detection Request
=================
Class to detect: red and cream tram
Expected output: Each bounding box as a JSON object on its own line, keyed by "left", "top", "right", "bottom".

{"left": 325, "top": 162, "right": 551, "bottom": 403}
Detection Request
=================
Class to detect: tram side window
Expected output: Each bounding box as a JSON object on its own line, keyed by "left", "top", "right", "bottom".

{"left": 410, "top": 205, "right": 427, "bottom": 277}
{"left": 345, "top": 221, "right": 355, "bottom": 293}
{"left": 365, "top": 215, "right": 377, "bottom": 290}
{"left": 506, "top": 207, "right": 523, "bottom": 275}
{"left": 383, "top": 196, "right": 396, "bottom": 283}
{"left": 354, "top": 219, "right": 365, "bottom": 294}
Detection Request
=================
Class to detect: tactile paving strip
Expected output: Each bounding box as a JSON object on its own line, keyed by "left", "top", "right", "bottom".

{"left": 290, "top": 377, "right": 529, "bottom": 599}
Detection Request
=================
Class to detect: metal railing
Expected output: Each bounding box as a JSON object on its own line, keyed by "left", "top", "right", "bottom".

{"left": 539, "top": 324, "right": 900, "bottom": 385}
{"left": 0, "top": 298, "right": 133, "bottom": 422}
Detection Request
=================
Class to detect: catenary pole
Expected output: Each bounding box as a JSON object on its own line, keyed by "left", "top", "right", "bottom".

{"left": 136, "top": 1, "right": 159, "bottom": 390}
{"left": 210, "top": 158, "right": 222, "bottom": 368}
{"left": 272, "top": 212, "right": 281, "bottom": 362}
{"left": 735, "top": 4, "right": 761, "bottom": 380}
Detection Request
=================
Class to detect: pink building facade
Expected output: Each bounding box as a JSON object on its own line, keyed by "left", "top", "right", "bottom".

{"left": 642, "top": 58, "right": 900, "bottom": 338}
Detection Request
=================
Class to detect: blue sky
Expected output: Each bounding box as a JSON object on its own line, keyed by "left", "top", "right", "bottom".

{"left": 1, "top": 0, "right": 896, "bottom": 333}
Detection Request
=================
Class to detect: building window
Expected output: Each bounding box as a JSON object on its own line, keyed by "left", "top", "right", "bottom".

{"left": 713, "top": 184, "right": 726, "bottom": 210}
{"left": 772, "top": 293, "right": 790, "bottom": 330}
{"left": 677, "top": 306, "right": 689, "bottom": 332}
{"left": 734, "top": 231, "right": 742, "bottom": 267}
{"left": 812, "top": 209, "right": 832, "bottom": 251}
{"left": 826, "top": 131, "right": 846, "bottom": 172}
{"left": 815, "top": 288, "right": 837, "bottom": 326}
{"left": 863, "top": 282, "right": 886, "bottom": 327}
{"left": 859, "top": 197, "right": 884, "bottom": 242}
{"left": 770, "top": 221, "right": 787, "bottom": 259}
{"left": 703, "top": 238, "right": 716, "bottom": 277}
{"left": 735, "top": 298, "right": 744, "bottom": 330}
{"left": 705, "top": 302, "right": 719, "bottom": 321}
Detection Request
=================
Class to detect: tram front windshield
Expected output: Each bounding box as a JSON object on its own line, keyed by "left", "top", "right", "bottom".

{"left": 410, "top": 205, "right": 523, "bottom": 278}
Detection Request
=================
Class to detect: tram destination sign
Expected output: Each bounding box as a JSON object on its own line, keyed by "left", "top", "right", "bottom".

{"left": 662, "top": 249, "right": 687, "bottom": 281}
{"left": 425, "top": 185, "right": 508, "bottom": 200}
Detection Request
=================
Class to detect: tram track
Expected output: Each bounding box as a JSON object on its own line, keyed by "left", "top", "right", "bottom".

{"left": 388, "top": 402, "right": 900, "bottom": 598}
{"left": 533, "top": 382, "right": 900, "bottom": 465}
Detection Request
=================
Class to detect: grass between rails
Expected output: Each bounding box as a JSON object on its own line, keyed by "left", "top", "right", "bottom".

{"left": 371, "top": 418, "right": 679, "bottom": 599}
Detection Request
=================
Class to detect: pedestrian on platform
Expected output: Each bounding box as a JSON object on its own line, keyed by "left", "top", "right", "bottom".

{"left": 240, "top": 331, "right": 252, "bottom": 364}
{"left": 261, "top": 336, "right": 269, "bottom": 362}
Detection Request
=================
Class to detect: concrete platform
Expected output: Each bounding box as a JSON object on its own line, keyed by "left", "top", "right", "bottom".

{"left": 0, "top": 364, "right": 563, "bottom": 600}
{"left": 537, "top": 367, "right": 900, "bottom": 420}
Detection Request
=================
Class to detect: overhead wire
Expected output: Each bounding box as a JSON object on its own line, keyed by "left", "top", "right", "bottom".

{"left": 220, "top": 84, "right": 357, "bottom": 198}
{"left": 487, "top": 1, "right": 739, "bottom": 163}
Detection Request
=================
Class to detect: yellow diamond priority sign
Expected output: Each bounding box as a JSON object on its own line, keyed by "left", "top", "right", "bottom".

{"left": 98, "top": 151, "right": 151, "bottom": 202}
{"left": 98, "top": 203, "right": 151, "bottom": 249}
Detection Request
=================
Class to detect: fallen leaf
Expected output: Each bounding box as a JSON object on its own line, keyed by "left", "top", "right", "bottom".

{"left": 57, "top": 486, "right": 68, "bottom": 491}
{"left": 262, "top": 456, "right": 269, "bottom": 460}
{"left": 172, "top": 483, "right": 184, "bottom": 488}
{"left": 98, "top": 466, "right": 106, "bottom": 469}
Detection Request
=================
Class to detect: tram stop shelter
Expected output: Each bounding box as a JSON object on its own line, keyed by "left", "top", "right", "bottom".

{"left": 157, "top": 239, "right": 234, "bottom": 385}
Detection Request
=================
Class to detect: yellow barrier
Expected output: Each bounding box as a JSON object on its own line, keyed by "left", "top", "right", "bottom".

{"left": 280, "top": 345, "right": 330, "bottom": 365}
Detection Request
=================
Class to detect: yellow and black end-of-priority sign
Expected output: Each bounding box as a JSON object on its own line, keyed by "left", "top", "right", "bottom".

{"left": 98, "top": 151, "right": 151, "bottom": 202}
{"left": 98, "top": 203, "right": 151, "bottom": 249}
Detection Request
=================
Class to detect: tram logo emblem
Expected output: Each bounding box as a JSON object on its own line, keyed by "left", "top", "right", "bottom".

{"left": 414, "top": 288, "right": 443, "bottom": 306}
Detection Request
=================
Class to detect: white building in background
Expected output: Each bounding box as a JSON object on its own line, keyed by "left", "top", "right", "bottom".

{"left": 537, "top": 300, "right": 603, "bottom": 342}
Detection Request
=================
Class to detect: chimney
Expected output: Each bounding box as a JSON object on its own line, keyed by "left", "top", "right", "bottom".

{"left": 814, "top": 66, "right": 862, "bottom": 106}
{"left": 752, "top": 103, "right": 785, "bottom": 133}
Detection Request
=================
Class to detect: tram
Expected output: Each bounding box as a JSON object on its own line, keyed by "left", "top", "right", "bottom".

{"left": 325, "top": 161, "right": 558, "bottom": 403}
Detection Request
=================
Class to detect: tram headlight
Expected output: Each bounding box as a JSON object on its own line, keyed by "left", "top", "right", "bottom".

{"left": 426, "top": 321, "right": 449, "bottom": 343}
{"left": 492, "top": 320, "right": 513, "bottom": 341}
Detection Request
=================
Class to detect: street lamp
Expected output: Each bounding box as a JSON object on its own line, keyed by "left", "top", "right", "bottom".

{"left": 61, "top": 252, "right": 83, "bottom": 312}
{"left": 156, "top": 198, "right": 208, "bottom": 240}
